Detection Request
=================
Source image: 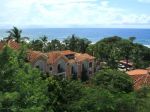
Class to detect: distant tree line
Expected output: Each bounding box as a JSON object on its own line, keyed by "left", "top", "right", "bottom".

{"left": 6, "top": 27, "right": 150, "bottom": 69}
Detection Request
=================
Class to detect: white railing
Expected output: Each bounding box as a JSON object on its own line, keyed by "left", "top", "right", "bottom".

{"left": 57, "top": 72, "right": 65, "bottom": 75}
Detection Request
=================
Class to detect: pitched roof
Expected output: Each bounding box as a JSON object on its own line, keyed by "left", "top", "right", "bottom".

{"left": 60, "top": 50, "right": 75, "bottom": 55}
{"left": 7, "top": 39, "right": 20, "bottom": 50}
{"left": 75, "top": 53, "right": 95, "bottom": 62}
{"left": 127, "top": 69, "right": 148, "bottom": 76}
{"left": 27, "top": 51, "right": 47, "bottom": 63}
{"left": 127, "top": 69, "right": 150, "bottom": 89}
{"left": 27, "top": 50, "right": 95, "bottom": 64}
{"left": 46, "top": 51, "right": 62, "bottom": 64}
{"left": 0, "top": 39, "right": 20, "bottom": 50}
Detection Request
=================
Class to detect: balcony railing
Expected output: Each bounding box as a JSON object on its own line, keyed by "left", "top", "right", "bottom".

{"left": 58, "top": 68, "right": 65, "bottom": 73}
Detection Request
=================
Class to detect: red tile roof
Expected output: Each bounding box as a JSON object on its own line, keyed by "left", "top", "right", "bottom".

{"left": 27, "top": 51, "right": 47, "bottom": 63}
{"left": 127, "top": 69, "right": 148, "bottom": 76}
{"left": 75, "top": 53, "right": 95, "bottom": 62}
{"left": 0, "top": 39, "right": 20, "bottom": 50}
{"left": 60, "top": 50, "right": 75, "bottom": 55}
{"left": 127, "top": 69, "right": 150, "bottom": 89}
{"left": 27, "top": 50, "right": 95, "bottom": 64}
{"left": 8, "top": 39, "right": 20, "bottom": 50}
{"left": 46, "top": 52, "right": 62, "bottom": 64}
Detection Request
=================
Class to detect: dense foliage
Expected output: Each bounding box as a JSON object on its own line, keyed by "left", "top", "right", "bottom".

{"left": 1, "top": 46, "right": 150, "bottom": 112}
{"left": 87, "top": 36, "right": 150, "bottom": 69}
{"left": 0, "top": 46, "right": 49, "bottom": 112}
{"left": 30, "top": 34, "right": 91, "bottom": 53}
{"left": 92, "top": 69, "right": 133, "bottom": 92}
{"left": 1, "top": 27, "right": 150, "bottom": 112}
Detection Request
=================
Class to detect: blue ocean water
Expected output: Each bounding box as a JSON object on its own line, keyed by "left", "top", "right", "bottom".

{"left": 0, "top": 28, "right": 150, "bottom": 45}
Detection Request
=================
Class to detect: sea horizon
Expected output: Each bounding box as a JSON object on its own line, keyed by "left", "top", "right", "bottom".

{"left": 0, "top": 28, "right": 150, "bottom": 47}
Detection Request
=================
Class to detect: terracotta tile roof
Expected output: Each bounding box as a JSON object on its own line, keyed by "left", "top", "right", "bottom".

{"left": 8, "top": 39, "right": 20, "bottom": 50}
{"left": 127, "top": 69, "right": 150, "bottom": 89}
{"left": 0, "top": 41, "right": 4, "bottom": 50}
{"left": 0, "top": 39, "right": 20, "bottom": 50}
{"left": 60, "top": 50, "right": 75, "bottom": 55}
{"left": 27, "top": 51, "right": 47, "bottom": 63}
{"left": 75, "top": 53, "right": 95, "bottom": 62}
{"left": 131, "top": 74, "right": 150, "bottom": 89}
{"left": 27, "top": 50, "right": 95, "bottom": 65}
{"left": 46, "top": 51, "right": 62, "bottom": 64}
{"left": 127, "top": 69, "right": 148, "bottom": 76}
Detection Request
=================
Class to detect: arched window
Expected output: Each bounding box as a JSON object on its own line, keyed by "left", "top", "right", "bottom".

{"left": 89, "top": 62, "right": 92, "bottom": 68}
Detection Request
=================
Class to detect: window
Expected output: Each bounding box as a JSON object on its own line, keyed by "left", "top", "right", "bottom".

{"left": 89, "top": 62, "right": 92, "bottom": 68}
{"left": 36, "top": 65, "right": 39, "bottom": 69}
{"left": 49, "top": 66, "right": 52, "bottom": 71}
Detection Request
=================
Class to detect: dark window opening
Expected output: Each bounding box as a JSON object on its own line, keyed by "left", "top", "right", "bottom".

{"left": 58, "top": 64, "right": 64, "bottom": 73}
{"left": 89, "top": 62, "right": 92, "bottom": 68}
{"left": 49, "top": 66, "right": 52, "bottom": 71}
{"left": 65, "top": 54, "right": 75, "bottom": 59}
{"left": 36, "top": 65, "right": 39, "bottom": 69}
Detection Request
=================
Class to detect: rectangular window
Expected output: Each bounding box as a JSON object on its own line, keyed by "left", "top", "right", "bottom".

{"left": 49, "top": 66, "right": 52, "bottom": 71}
{"left": 89, "top": 62, "right": 92, "bottom": 68}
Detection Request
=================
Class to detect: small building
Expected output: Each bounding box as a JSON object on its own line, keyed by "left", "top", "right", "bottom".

{"left": 127, "top": 69, "right": 150, "bottom": 89}
{"left": 0, "top": 39, "right": 20, "bottom": 50}
{"left": 119, "top": 60, "right": 133, "bottom": 71}
{"left": 0, "top": 39, "right": 96, "bottom": 80}
{"left": 27, "top": 50, "right": 95, "bottom": 80}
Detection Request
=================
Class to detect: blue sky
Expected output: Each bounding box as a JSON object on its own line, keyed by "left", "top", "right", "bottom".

{"left": 0, "top": 0, "right": 150, "bottom": 28}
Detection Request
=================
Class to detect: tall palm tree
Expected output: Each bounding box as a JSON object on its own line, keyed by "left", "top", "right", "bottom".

{"left": 63, "top": 34, "right": 79, "bottom": 51}
{"left": 40, "top": 35, "right": 48, "bottom": 52}
{"left": 78, "top": 38, "right": 91, "bottom": 53}
{"left": 7, "top": 27, "right": 22, "bottom": 43}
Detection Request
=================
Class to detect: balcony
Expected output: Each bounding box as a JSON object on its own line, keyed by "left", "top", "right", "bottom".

{"left": 57, "top": 72, "right": 66, "bottom": 76}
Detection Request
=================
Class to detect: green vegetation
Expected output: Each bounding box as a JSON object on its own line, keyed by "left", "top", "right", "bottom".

{"left": 0, "top": 27, "right": 150, "bottom": 111}
{"left": 0, "top": 46, "right": 49, "bottom": 111}
{"left": 7, "top": 27, "right": 22, "bottom": 43}
{"left": 29, "top": 34, "right": 150, "bottom": 69}
{"left": 88, "top": 36, "right": 150, "bottom": 69}
{"left": 0, "top": 46, "right": 150, "bottom": 112}
{"left": 92, "top": 69, "right": 133, "bottom": 92}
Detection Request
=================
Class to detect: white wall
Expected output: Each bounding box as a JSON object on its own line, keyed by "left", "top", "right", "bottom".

{"left": 57, "top": 59, "right": 66, "bottom": 73}
{"left": 33, "top": 59, "right": 46, "bottom": 72}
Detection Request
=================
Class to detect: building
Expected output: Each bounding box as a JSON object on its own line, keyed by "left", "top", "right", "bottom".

{"left": 0, "top": 39, "right": 95, "bottom": 80}
{"left": 118, "top": 60, "right": 133, "bottom": 71}
{"left": 0, "top": 39, "right": 20, "bottom": 50}
{"left": 27, "top": 50, "right": 95, "bottom": 79}
{"left": 127, "top": 69, "right": 150, "bottom": 89}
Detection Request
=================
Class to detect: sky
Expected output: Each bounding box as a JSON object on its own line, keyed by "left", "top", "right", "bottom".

{"left": 0, "top": 0, "right": 150, "bottom": 28}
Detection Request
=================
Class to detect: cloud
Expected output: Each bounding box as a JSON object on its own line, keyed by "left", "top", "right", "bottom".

{"left": 138, "top": 0, "right": 150, "bottom": 3}
{"left": 0, "top": 0, "right": 150, "bottom": 27}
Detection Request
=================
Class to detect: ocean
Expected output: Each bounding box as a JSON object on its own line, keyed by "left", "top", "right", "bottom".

{"left": 0, "top": 28, "right": 150, "bottom": 46}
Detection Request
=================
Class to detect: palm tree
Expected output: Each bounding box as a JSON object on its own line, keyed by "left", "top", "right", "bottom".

{"left": 51, "top": 39, "right": 62, "bottom": 51}
{"left": 40, "top": 35, "right": 48, "bottom": 52}
{"left": 63, "top": 34, "right": 79, "bottom": 51}
{"left": 78, "top": 38, "right": 91, "bottom": 53}
{"left": 30, "top": 40, "right": 43, "bottom": 51}
{"left": 7, "top": 27, "right": 22, "bottom": 43}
